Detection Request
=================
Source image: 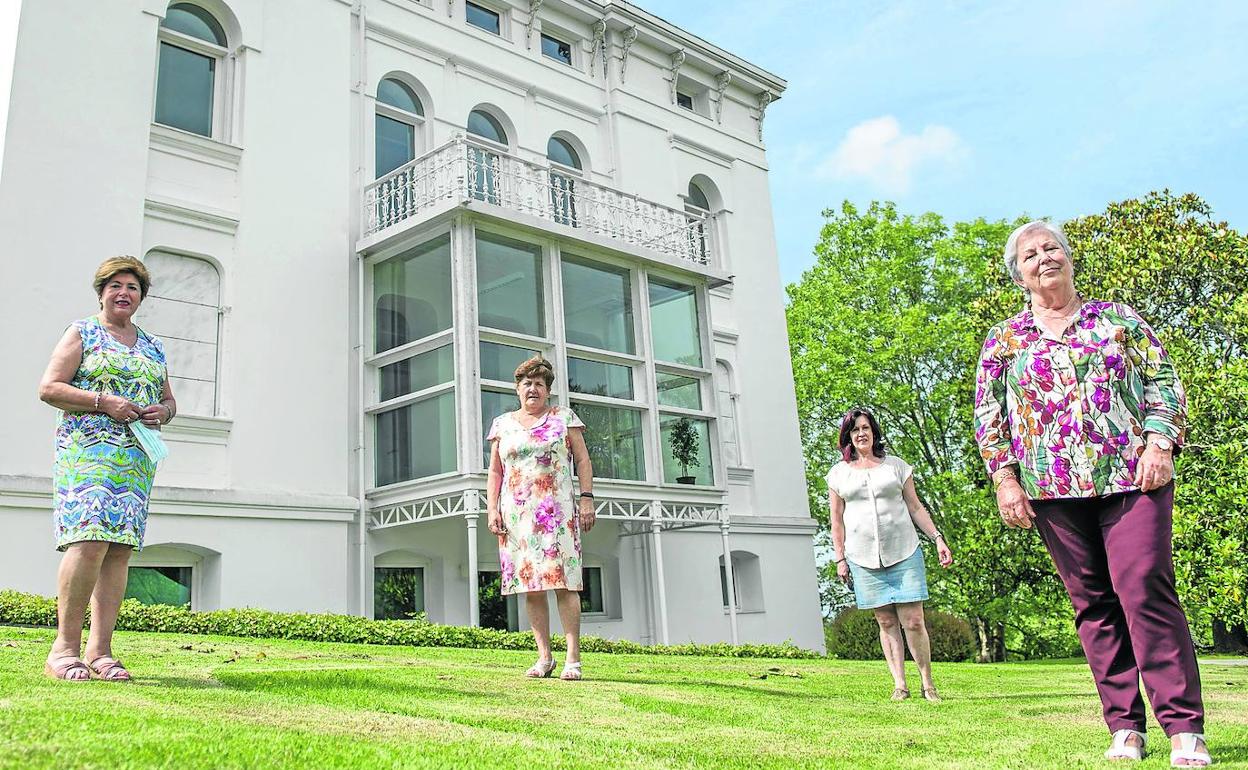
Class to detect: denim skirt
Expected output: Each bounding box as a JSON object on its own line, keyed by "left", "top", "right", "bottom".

{"left": 848, "top": 546, "right": 929, "bottom": 609}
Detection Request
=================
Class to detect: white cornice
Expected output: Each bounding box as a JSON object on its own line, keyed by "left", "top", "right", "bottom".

{"left": 144, "top": 197, "right": 240, "bottom": 236}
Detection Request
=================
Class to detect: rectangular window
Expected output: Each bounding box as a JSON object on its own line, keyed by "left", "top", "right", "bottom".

{"left": 155, "top": 42, "right": 215, "bottom": 136}
{"left": 561, "top": 256, "right": 635, "bottom": 354}
{"left": 580, "top": 567, "right": 604, "bottom": 613}
{"left": 124, "top": 566, "right": 192, "bottom": 607}
{"left": 375, "top": 391, "right": 456, "bottom": 485}
{"left": 656, "top": 371, "right": 701, "bottom": 410}
{"left": 660, "top": 415, "right": 713, "bottom": 485}
{"left": 572, "top": 402, "right": 644, "bottom": 481}
{"left": 374, "top": 567, "right": 425, "bottom": 620}
{"left": 541, "top": 33, "right": 572, "bottom": 65}
{"left": 568, "top": 357, "right": 633, "bottom": 400}
{"left": 481, "top": 388, "right": 515, "bottom": 468}
{"left": 374, "top": 235, "right": 453, "bottom": 354}
{"left": 466, "top": 2, "right": 501, "bottom": 34}
{"left": 720, "top": 564, "right": 739, "bottom": 609}
{"left": 480, "top": 341, "right": 538, "bottom": 383}
{"left": 375, "top": 114, "right": 415, "bottom": 178}
{"left": 476, "top": 232, "right": 544, "bottom": 337}
{"left": 379, "top": 345, "right": 454, "bottom": 402}
{"left": 649, "top": 278, "right": 703, "bottom": 366}
{"left": 676, "top": 92, "right": 694, "bottom": 111}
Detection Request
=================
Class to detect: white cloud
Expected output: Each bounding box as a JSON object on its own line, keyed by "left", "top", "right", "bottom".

{"left": 817, "top": 115, "right": 965, "bottom": 195}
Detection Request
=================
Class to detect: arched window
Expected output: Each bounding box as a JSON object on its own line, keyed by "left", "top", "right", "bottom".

{"left": 467, "top": 109, "right": 507, "bottom": 145}
{"left": 140, "top": 252, "right": 222, "bottom": 416}
{"left": 375, "top": 78, "right": 425, "bottom": 178}
{"left": 715, "top": 360, "right": 742, "bottom": 467}
{"left": 467, "top": 109, "right": 509, "bottom": 204}
{"left": 547, "top": 136, "right": 582, "bottom": 227}
{"left": 685, "top": 180, "right": 713, "bottom": 264}
{"left": 154, "top": 3, "right": 229, "bottom": 138}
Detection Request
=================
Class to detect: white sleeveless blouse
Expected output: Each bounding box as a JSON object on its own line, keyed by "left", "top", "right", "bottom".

{"left": 826, "top": 455, "right": 920, "bottom": 569}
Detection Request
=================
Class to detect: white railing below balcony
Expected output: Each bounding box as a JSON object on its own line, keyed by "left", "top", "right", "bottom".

{"left": 363, "top": 136, "right": 716, "bottom": 268}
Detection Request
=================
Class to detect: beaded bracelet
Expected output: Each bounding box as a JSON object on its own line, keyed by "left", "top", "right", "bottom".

{"left": 92, "top": 392, "right": 102, "bottom": 412}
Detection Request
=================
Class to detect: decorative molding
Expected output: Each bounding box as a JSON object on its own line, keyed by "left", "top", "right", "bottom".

{"left": 447, "top": 0, "right": 454, "bottom": 17}
{"left": 618, "top": 25, "right": 639, "bottom": 83}
{"left": 524, "top": 0, "right": 543, "bottom": 49}
{"left": 668, "top": 132, "right": 735, "bottom": 169}
{"left": 667, "top": 48, "right": 686, "bottom": 104}
{"left": 756, "top": 90, "right": 774, "bottom": 141}
{"left": 144, "top": 197, "right": 240, "bottom": 236}
{"left": 714, "top": 71, "right": 732, "bottom": 123}
{"left": 590, "top": 19, "right": 607, "bottom": 77}
{"left": 148, "top": 124, "right": 243, "bottom": 171}
{"left": 163, "top": 414, "right": 234, "bottom": 446}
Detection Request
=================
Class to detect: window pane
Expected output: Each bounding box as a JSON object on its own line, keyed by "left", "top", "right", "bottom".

{"left": 374, "top": 567, "right": 425, "bottom": 619}
{"left": 377, "top": 78, "right": 422, "bottom": 115}
{"left": 379, "top": 345, "right": 454, "bottom": 402}
{"left": 661, "top": 415, "right": 713, "bottom": 485}
{"left": 466, "top": 2, "right": 501, "bottom": 34}
{"left": 125, "top": 566, "right": 191, "bottom": 607}
{"left": 375, "top": 391, "right": 456, "bottom": 485}
{"left": 568, "top": 357, "right": 633, "bottom": 400}
{"left": 481, "top": 341, "right": 537, "bottom": 382}
{"left": 719, "top": 564, "right": 739, "bottom": 608}
{"left": 687, "top": 182, "right": 711, "bottom": 210}
{"left": 580, "top": 567, "right": 604, "bottom": 613}
{"left": 477, "top": 232, "right": 543, "bottom": 336}
{"left": 677, "top": 92, "right": 694, "bottom": 110}
{"left": 155, "top": 42, "right": 214, "bottom": 137}
{"left": 541, "top": 34, "right": 573, "bottom": 65}
{"left": 374, "top": 235, "right": 452, "bottom": 353}
{"left": 572, "top": 401, "right": 643, "bottom": 481}
{"left": 481, "top": 389, "right": 515, "bottom": 467}
{"left": 163, "top": 4, "right": 226, "bottom": 45}
{"left": 468, "top": 110, "right": 506, "bottom": 144}
{"left": 375, "top": 114, "right": 415, "bottom": 177}
{"left": 561, "top": 256, "right": 634, "bottom": 354}
{"left": 649, "top": 278, "right": 702, "bottom": 366}
{"left": 656, "top": 372, "right": 701, "bottom": 409}
{"left": 547, "top": 137, "right": 580, "bottom": 169}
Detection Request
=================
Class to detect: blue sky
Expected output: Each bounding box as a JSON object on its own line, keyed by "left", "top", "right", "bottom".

{"left": 642, "top": 0, "right": 1248, "bottom": 285}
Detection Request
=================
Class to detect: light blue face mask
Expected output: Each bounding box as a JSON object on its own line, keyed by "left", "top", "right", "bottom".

{"left": 129, "top": 421, "right": 170, "bottom": 465}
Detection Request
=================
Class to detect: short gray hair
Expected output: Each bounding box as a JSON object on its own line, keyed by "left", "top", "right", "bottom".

{"left": 1003, "top": 220, "right": 1072, "bottom": 282}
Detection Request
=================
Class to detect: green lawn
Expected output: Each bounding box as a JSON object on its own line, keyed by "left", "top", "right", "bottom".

{"left": 1, "top": 626, "right": 1245, "bottom": 769}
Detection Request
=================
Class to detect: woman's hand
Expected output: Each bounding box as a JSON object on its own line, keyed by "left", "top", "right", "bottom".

{"left": 138, "top": 403, "right": 169, "bottom": 429}
{"left": 578, "top": 496, "right": 596, "bottom": 532}
{"left": 936, "top": 538, "right": 954, "bottom": 568}
{"left": 487, "top": 509, "right": 506, "bottom": 537}
{"left": 996, "top": 477, "right": 1036, "bottom": 529}
{"left": 102, "top": 394, "right": 141, "bottom": 424}
{"left": 1134, "top": 445, "right": 1174, "bottom": 492}
{"left": 836, "top": 559, "right": 851, "bottom": 585}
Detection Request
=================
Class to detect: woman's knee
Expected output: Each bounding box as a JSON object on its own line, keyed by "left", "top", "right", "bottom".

{"left": 874, "top": 608, "right": 900, "bottom": 631}
{"left": 897, "top": 604, "right": 927, "bottom": 633}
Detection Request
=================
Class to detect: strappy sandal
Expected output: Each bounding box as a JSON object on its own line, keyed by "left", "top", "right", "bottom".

{"left": 44, "top": 656, "right": 91, "bottom": 682}
{"left": 525, "top": 658, "right": 556, "bottom": 678}
{"left": 86, "top": 656, "right": 132, "bottom": 682}
{"left": 560, "top": 661, "right": 582, "bottom": 681}
{"left": 890, "top": 687, "right": 910, "bottom": 701}
{"left": 1105, "top": 729, "right": 1147, "bottom": 761}
{"left": 1170, "top": 733, "right": 1211, "bottom": 767}
{"left": 921, "top": 687, "right": 942, "bottom": 703}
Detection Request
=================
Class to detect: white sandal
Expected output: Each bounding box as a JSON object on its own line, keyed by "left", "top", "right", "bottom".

{"left": 1170, "top": 733, "right": 1212, "bottom": 767}
{"left": 1105, "top": 729, "right": 1147, "bottom": 761}
{"left": 525, "top": 658, "right": 556, "bottom": 678}
{"left": 560, "top": 661, "right": 582, "bottom": 681}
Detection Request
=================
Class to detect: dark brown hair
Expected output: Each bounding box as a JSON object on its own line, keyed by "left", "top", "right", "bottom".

{"left": 839, "top": 408, "right": 886, "bottom": 462}
{"left": 514, "top": 355, "right": 554, "bottom": 387}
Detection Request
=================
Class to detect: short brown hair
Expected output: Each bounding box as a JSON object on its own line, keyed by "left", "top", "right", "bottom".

{"left": 93, "top": 256, "right": 151, "bottom": 300}
{"left": 514, "top": 355, "right": 554, "bottom": 387}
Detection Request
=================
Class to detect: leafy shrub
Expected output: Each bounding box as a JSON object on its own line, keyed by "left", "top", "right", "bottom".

{"left": 0, "top": 590, "right": 819, "bottom": 659}
{"left": 826, "top": 607, "right": 975, "bottom": 662}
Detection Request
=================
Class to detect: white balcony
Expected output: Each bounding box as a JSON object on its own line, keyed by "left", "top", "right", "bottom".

{"left": 361, "top": 136, "right": 720, "bottom": 274}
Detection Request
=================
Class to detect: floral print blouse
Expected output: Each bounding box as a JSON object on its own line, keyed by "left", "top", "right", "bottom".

{"left": 973, "top": 301, "right": 1186, "bottom": 500}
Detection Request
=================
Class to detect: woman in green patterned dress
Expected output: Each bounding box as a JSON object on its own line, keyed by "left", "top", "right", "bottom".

{"left": 37, "top": 256, "right": 177, "bottom": 681}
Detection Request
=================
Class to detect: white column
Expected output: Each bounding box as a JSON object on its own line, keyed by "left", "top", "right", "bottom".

{"left": 465, "top": 490, "right": 481, "bottom": 627}
{"left": 720, "top": 514, "right": 739, "bottom": 645}
{"left": 650, "top": 500, "right": 670, "bottom": 645}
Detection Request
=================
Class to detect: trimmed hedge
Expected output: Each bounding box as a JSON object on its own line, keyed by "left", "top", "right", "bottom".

{"left": 826, "top": 607, "right": 976, "bottom": 662}
{"left": 0, "top": 590, "right": 819, "bottom": 659}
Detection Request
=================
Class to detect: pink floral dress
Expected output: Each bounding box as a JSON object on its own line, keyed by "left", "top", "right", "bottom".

{"left": 487, "top": 406, "right": 584, "bottom": 595}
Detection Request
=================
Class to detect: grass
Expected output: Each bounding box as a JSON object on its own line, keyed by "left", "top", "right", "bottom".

{"left": 1, "top": 625, "right": 1245, "bottom": 769}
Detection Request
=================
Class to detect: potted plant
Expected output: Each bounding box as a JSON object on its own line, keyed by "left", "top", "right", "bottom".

{"left": 669, "top": 417, "right": 701, "bottom": 484}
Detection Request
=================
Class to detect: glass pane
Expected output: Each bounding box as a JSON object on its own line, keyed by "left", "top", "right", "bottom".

{"left": 580, "top": 567, "right": 604, "bottom": 613}
{"left": 572, "top": 401, "right": 643, "bottom": 481}
{"left": 468, "top": 110, "right": 506, "bottom": 144}
{"left": 155, "top": 43, "right": 214, "bottom": 137}
{"left": 541, "top": 34, "right": 573, "bottom": 65}
{"left": 649, "top": 278, "right": 702, "bottom": 366}
{"left": 125, "top": 566, "right": 191, "bottom": 607}
{"left": 374, "top": 567, "right": 425, "bottom": 619}
{"left": 661, "top": 415, "right": 713, "bottom": 485}
{"left": 163, "top": 4, "right": 226, "bottom": 45}
{"left": 547, "top": 137, "right": 580, "bottom": 169}
{"left": 476, "top": 232, "right": 543, "bottom": 336}
{"left": 375, "top": 114, "right": 415, "bottom": 177}
{"left": 375, "top": 391, "right": 456, "bottom": 485}
{"left": 677, "top": 92, "right": 694, "bottom": 110}
{"left": 373, "top": 235, "right": 452, "bottom": 353}
{"left": 465, "top": 2, "right": 501, "bottom": 34}
{"left": 561, "top": 256, "right": 634, "bottom": 354}
{"left": 481, "top": 341, "right": 537, "bottom": 382}
{"left": 481, "top": 389, "right": 515, "bottom": 468}
{"left": 377, "top": 78, "right": 422, "bottom": 115}
{"left": 656, "top": 372, "right": 701, "bottom": 409}
{"left": 379, "top": 345, "right": 454, "bottom": 402}
{"left": 568, "top": 357, "right": 633, "bottom": 400}
{"left": 687, "top": 182, "right": 711, "bottom": 210}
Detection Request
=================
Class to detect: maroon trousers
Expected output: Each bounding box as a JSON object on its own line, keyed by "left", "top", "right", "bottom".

{"left": 1032, "top": 483, "right": 1204, "bottom": 736}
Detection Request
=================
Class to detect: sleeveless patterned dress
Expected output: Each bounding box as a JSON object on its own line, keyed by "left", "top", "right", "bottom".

{"left": 53, "top": 317, "right": 167, "bottom": 551}
{"left": 487, "top": 406, "right": 585, "bottom": 595}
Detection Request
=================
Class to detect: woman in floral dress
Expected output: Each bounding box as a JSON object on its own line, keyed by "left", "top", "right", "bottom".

{"left": 486, "top": 356, "right": 595, "bottom": 680}
{"left": 38, "top": 256, "right": 176, "bottom": 682}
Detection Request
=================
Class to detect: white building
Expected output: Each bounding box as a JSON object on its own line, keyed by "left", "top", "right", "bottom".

{"left": 0, "top": 0, "right": 822, "bottom": 650}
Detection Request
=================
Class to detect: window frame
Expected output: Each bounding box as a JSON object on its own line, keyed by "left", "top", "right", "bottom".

{"left": 580, "top": 565, "right": 607, "bottom": 616}
{"left": 465, "top": 0, "right": 504, "bottom": 37}
{"left": 154, "top": 11, "right": 231, "bottom": 140}
{"left": 374, "top": 78, "right": 426, "bottom": 178}
{"left": 127, "top": 548, "right": 202, "bottom": 610}
{"left": 373, "top": 564, "right": 427, "bottom": 620}
{"left": 540, "top": 32, "right": 574, "bottom": 67}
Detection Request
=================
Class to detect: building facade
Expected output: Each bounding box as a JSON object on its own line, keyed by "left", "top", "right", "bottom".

{"left": 0, "top": 0, "right": 822, "bottom": 650}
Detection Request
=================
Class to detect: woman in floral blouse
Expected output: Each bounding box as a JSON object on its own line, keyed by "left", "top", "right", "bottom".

{"left": 974, "top": 221, "right": 1210, "bottom": 767}
{"left": 486, "top": 356, "right": 595, "bottom": 680}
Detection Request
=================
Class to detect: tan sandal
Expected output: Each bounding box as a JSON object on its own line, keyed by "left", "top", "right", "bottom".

{"left": 86, "top": 656, "right": 132, "bottom": 682}
{"left": 44, "top": 656, "right": 91, "bottom": 682}
{"left": 525, "top": 658, "right": 556, "bottom": 678}
{"left": 922, "top": 687, "right": 942, "bottom": 703}
{"left": 890, "top": 687, "right": 910, "bottom": 701}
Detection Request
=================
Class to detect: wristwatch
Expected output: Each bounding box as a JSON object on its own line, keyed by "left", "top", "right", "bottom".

{"left": 1147, "top": 435, "right": 1174, "bottom": 452}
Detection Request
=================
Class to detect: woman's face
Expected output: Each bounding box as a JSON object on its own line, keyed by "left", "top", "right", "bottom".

{"left": 515, "top": 376, "right": 550, "bottom": 411}
{"left": 850, "top": 415, "right": 874, "bottom": 456}
{"left": 1015, "top": 228, "right": 1073, "bottom": 295}
{"left": 99, "top": 272, "right": 142, "bottom": 319}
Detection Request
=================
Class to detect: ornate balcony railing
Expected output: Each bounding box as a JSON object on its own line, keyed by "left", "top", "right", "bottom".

{"left": 363, "top": 136, "right": 716, "bottom": 267}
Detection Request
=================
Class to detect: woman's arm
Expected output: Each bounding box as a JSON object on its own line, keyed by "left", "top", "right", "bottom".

{"left": 901, "top": 476, "right": 953, "bottom": 567}
{"left": 139, "top": 379, "right": 177, "bottom": 428}
{"left": 39, "top": 326, "right": 139, "bottom": 422}
{"left": 486, "top": 439, "right": 506, "bottom": 541}
{"left": 567, "top": 426, "right": 595, "bottom": 532}
{"left": 973, "top": 327, "right": 1035, "bottom": 528}
{"left": 828, "top": 488, "right": 851, "bottom": 583}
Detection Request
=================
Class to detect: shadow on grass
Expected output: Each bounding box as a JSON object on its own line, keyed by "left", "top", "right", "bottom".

{"left": 586, "top": 675, "right": 816, "bottom": 699}
{"left": 137, "top": 676, "right": 225, "bottom": 690}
